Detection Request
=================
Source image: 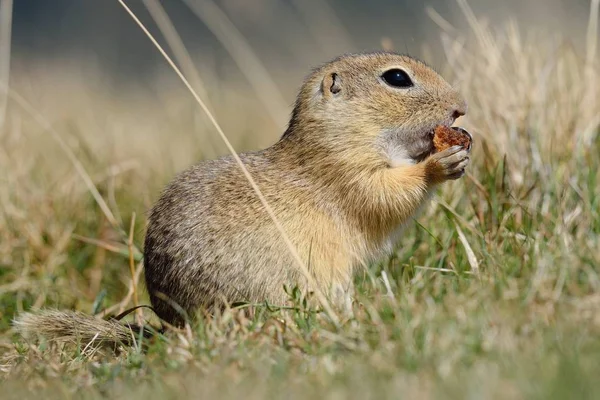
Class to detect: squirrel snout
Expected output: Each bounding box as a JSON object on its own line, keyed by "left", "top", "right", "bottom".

{"left": 450, "top": 101, "right": 467, "bottom": 121}
{"left": 450, "top": 95, "right": 468, "bottom": 119}
{"left": 451, "top": 108, "right": 465, "bottom": 120}
{"left": 444, "top": 92, "right": 467, "bottom": 121}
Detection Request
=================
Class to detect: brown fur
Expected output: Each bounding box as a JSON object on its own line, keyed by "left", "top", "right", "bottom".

{"left": 14, "top": 51, "right": 471, "bottom": 340}
{"left": 143, "top": 51, "right": 469, "bottom": 325}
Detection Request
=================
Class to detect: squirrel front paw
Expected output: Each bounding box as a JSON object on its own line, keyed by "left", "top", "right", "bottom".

{"left": 425, "top": 145, "right": 470, "bottom": 185}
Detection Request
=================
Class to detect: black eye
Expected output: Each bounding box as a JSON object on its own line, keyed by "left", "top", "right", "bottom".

{"left": 381, "top": 69, "right": 413, "bottom": 88}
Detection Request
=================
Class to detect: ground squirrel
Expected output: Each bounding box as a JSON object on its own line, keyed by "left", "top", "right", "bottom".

{"left": 15, "top": 51, "right": 471, "bottom": 343}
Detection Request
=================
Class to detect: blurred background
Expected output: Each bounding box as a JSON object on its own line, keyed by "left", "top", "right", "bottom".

{"left": 11, "top": 0, "right": 592, "bottom": 76}
{"left": 5, "top": 0, "right": 595, "bottom": 151}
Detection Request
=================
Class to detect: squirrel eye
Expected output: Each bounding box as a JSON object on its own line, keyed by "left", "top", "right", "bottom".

{"left": 381, "top": 69, "right": 413, "bottom": 88}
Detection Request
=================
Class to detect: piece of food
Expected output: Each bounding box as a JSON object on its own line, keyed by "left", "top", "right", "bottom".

{"left": 433, "top": 126, "right": 472, "bottom": 152}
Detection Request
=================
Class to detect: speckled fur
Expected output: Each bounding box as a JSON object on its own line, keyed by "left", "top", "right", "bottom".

{"left": 14, "top": 52, "right": 470, "bottom": 339}
{"left": 144, "top": 52, "right": 468, "bottom": 325}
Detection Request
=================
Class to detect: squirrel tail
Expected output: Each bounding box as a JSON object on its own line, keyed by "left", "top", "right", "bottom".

{"left": 13, "top": 309, "right": 156, "bottom": 347}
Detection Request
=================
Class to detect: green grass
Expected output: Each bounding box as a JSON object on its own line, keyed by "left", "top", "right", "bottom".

{"left": 1, "top": 4, "right": 600, "bottom": 399}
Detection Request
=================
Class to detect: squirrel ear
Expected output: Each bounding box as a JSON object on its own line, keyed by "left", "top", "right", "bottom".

{"left": 321, "top": 72, "right": 342, "bottom": 98}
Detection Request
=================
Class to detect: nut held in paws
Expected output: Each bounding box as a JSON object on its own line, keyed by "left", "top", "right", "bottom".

{"left": 433, "top": 126, "right": 472, "bottom": 152}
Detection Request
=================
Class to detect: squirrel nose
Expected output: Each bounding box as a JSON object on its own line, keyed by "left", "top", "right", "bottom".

{"left": 450, "top": 101, "right": 467, "bottom": 120}
{"left": 452, "top": 96, "right": 468, "bottom": 118}
{"left": 452, "top": 109, "right": 465, "bottom": 120}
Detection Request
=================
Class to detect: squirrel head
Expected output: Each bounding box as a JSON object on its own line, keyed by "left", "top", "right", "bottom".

{"left": 284, "top": 52, "right": 467, "bottom": 167}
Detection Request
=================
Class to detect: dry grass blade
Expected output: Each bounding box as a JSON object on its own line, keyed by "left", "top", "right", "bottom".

{"left": 72, "top": 234, "right": 142, "bottom": 260}
{"left": 141, "top": 0, "right": 211, "bottom": 109}
{"left": 127, "top": 212, "right": 142, "bottom": 323}
{"left": 290, "top": 0, "right": 355, "bottom": 54}
{"left": 0, "top": 279, "right": 30, "bottom": 296}
{"left": 581, "top": 0, "right": 600, "bottom": 141}
{"left": 436, "top": 199, "right": 482, "bottom": 238}
{"left": 455, "top": 0, "right": 492, "bottom": 51}
{"left": 0, "top": 0, "right": 12, "bottom": 130}
{"left": 98, "top": 260, "right": 144, "bottom": 317}
{"left": 117, "top": 0, "right": 340, "bottom": 327}
{"left": 425, "top": 6, "right": 456, "bottom": 34}
{"left": 586, "top": 0, "right": 600, "bottom": 67}
{"left": 414, "top": 266, "right": 460, "bottom": 274}
{"left": 181, "top": 0, "right": 288, "bottom": 129}
{"left": 0, "top": 84, "right": 118, "bottom": 228}
{"left": 141, "top": 0, "right": 219, "bottom": 157}
{"left": 380, "top": 270, "right": 395, "bottom": 301}
{"left": 454, "top": 222, "right": 479, "bottom": 275}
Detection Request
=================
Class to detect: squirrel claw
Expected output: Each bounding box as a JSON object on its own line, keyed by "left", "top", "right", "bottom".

{"left": 425, "top": 146, "right": 470, "bottom": 183}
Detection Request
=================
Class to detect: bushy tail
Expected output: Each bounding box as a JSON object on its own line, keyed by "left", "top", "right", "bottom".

{"left": 13, "top": 309, "right": 152, "bottom": 347}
